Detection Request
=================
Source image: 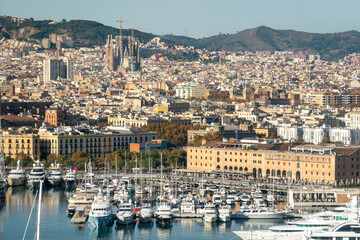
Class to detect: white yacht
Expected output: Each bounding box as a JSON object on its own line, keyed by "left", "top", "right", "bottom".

{"left": 116, "top": 202, "right": 135, "bottom": 225}
{"left": 106, "top": 184, "right": 115, "bottom": 194}
{"left": 218, "top": 205, "right": 231, "bottom": 222}
{"left": 139, "top": 203, "right": 153, "bottom": 223}
{"left": 64, "top": 169, "right": 77, "bottom": 186}
{"left": 27, "top": 160, "right": 46, "bottom": 188}
{"left": 212, "top": 193, "right": 223, "bottom": 205}
{"left": 88, "top": 189, "right": 114, "bottom": 229}
{"left": 155, "top": 203, "right": 172, "bottom": 227}
{"left": 240, "top": 194, "right": 251, "bottom": 203}
{"left": 47, "top": 163, "right": 63, "bottom": 186}
{"left": 234, "top": 223, "right": 327, "bottom": 240}
{"left": 252, "top": 190, "right": 265, "bottom": 205}
{"left": 203, "top": 203, "right": 218, "bottom": 223}
{"left": 226, "top": 195, "right": 236, "bottom": 205}
{"left": 180, "top": 196, "right": 196, "bottom": 214}
{"left": 309, "top": 221, "right": 360, "bottom": 239}
{"left": 234, "top": 213, "right": 355, "bottom": 240}
{"left": 7, "top": 160, "right": 26, "bottom": 186}
{"left": 266, "top": 193, "right": 275, "bottom": 203}
{"left": 114, "top": 188, "right": 130, "bottom": 203}
{"left": 232, "top": 207, "right": 284, "bottom": 219}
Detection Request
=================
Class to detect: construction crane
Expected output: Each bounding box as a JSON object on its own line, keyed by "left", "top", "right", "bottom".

{"left": 116, "top": 18, "right": 130, "bottom": 38}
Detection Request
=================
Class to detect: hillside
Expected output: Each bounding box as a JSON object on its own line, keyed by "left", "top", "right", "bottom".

{"left": 0, "top": 16, "right": 155, "bottom": 47}
{"left": 161, "top": 26, "right": 360, "bottom": 60}
{"left": 1, "top": 16, "right": 359, "bottom": 60}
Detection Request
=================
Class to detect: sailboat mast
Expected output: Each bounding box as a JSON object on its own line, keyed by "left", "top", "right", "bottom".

{"left": 160, "top": 152, "right": 163, "bottom": 203}
{"left": 125, "top": 150, "right": 127, "bottom": 174}
{"left": 115, "top": 154, "right": 117, "bottom": 179}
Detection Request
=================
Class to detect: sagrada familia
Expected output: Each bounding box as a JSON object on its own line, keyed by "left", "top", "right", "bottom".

{"left": 104, "top": 35, "right": 141, "bottom": 73}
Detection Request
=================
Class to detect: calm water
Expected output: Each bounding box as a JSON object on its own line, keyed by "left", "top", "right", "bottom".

{"left": 0, "top": 187, "right": 284, "bottom": 240}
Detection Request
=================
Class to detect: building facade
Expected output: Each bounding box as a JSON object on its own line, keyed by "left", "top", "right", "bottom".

{"left": 186, "top": 141, "right": 360, "bottom": 184}
{"left": 2, "top": 131, "right": 40, "bottom": 160}
{"left": 43, "top": 57, "right": 74, "bottom": 84}
{"left": 39, "top": 129, "right": 157, "bottom": 159}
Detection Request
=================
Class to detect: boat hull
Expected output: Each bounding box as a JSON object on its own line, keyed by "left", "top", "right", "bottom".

{"left": 139, "top": 214, "right": 152, "bottom": 223}
{"left": 88, "top": 215, "right": 114, "bottom": 229}
{"left": 116, "top": 214, "right": 135, "bottom": 225}
{"left": 27, "top": 180, "right": 41, "bottom": 189}
{"left": 48, "top": 179, "right": 62, "bottom": 186}
{"left": 219, "top": 215, "right": 231, "bottom": 222}
{"left": 203, "top": 215, "right": 217, "bottom": 223}
{"left": 234, "top": 230, "right": 306, "bottom": 240}
{"left": 233, "top": 212, "right": 284, "bottom": 219}
{"left": 8, "top": 178, "right": 26, "bottom": 187}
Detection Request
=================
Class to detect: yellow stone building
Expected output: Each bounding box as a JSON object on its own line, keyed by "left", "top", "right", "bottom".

{"left": 187, "top": 141, "right": 360, "bottom": 184}
{"left": 2, "top": 131, "right": 40, "bottom": 160}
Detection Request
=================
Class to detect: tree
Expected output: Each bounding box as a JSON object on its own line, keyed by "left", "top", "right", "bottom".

{"left": 190, "top": 132, "right": 222, "bottom": 146}
{"left": 140, "top": 123, "right": 206, "bottom": 147}
{"left": 13, "top": 152, "right": 33, "bottom": 167}
{"left": 45, "top": 153, "right": 68, "bottom": 166}
{"left": 70, "top": 151, "right": 91, "bottom": 169}
{"left": 163, "top": 149, "right": 186, "bottom": 168}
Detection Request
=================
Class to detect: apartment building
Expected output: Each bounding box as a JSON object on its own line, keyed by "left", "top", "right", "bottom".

{"left": 39, "top": 129, "right": 157, "bottom": 159}
{"left": 2, "top": 131, "right": 40, "bottom": 160}
{"left": 187, "top": 141, "right": 360, "bottom": 184}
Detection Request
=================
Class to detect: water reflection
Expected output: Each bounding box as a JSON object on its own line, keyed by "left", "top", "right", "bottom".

{"left": 89, "top": 226, "right": 112, "bottom": 240}
{"left": 138, "top": 220, "right": 153, "bottom": 238}
{"left": 234, "top": 218, "right": 284, "bottom": 231}
{"left": 0, "top": 187, "right": 286, "bottom": 240}
{"left": 218, "top": 221, "right": 232, "bottom": 234}
{"left": 115, "top": 222, "right": 136, "bottom": 240}
{"left": 156, "top": 222, "right": 172, "bottom": 240}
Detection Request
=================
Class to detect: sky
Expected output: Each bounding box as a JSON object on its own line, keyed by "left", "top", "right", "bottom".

{"left": 1, "top": 0, "right": 359, "bottom": 38}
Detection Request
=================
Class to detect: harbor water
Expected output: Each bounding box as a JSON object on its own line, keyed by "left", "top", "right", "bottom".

{"left": 0, "top": 186, "right": 285, "bottom": 240}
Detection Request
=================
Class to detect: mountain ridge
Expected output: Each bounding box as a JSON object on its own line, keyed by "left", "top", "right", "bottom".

{"left": 1, "top": 16, "right": 359, "bottom": 60}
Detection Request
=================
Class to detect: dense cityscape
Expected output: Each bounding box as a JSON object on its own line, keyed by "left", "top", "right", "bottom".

{"left": 1, "top": 14, "right": 360, "bottom": 240}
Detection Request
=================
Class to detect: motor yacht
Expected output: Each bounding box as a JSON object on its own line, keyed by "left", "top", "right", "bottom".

{"left": 48, "top": 163, "right": 63, "bottom": 186}
{"left": 7, "top": 160, "right": 26, "bottom": 186}
{"left": 180, "top": 196, "right": 196, "bottom": 214}
{"left": 232, "top": 207, "right": 284, "bottom": 219}
{"left": 116, "top": 202, "right": 135, "bottom": 225}
{"left": 212, "top": 193, "right": 223, "bottom": 205}
{"left": 155, "top": 203, "right": 172, "bottom": 227}
{"left": 218, "top": 205, "right": 231, "bottom": 222}
{"left": 139, "top": 203, "right": 153, "bottom": 223}
{"left": 309, "top": 221, "right": 360, "bottom": 239}
{"left": 240, "top": 194, "right": 251, "bottom": 203}
{"left": 88, "top": 189, "right": 114, "bottom": 229}
{"left": 203, "top": 203, "right": 218, "bottom": 223}
{"left": 226, "top": 195, "right": 236, "bottom": 205}
{"left": 64, "top": 169, "right": 77, "bottom": 186}
{"left": 27, "top": 160, "right": 46, "bottom": 188}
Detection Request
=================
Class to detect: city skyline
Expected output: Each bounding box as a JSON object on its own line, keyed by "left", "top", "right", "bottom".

{"left": 0, "top": 0, "right": 359, "bottom": 38}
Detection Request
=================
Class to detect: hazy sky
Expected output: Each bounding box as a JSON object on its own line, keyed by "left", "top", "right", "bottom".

{"left": 1, "top": 0, "right": 359, "bottom": 38}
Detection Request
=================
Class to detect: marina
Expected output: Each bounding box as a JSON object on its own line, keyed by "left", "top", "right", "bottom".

{"left": 0, "top": 160, "right": 360, "bottom": 240}
{"left": 0, "top": 185, "right": 288, "bottom": 240}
